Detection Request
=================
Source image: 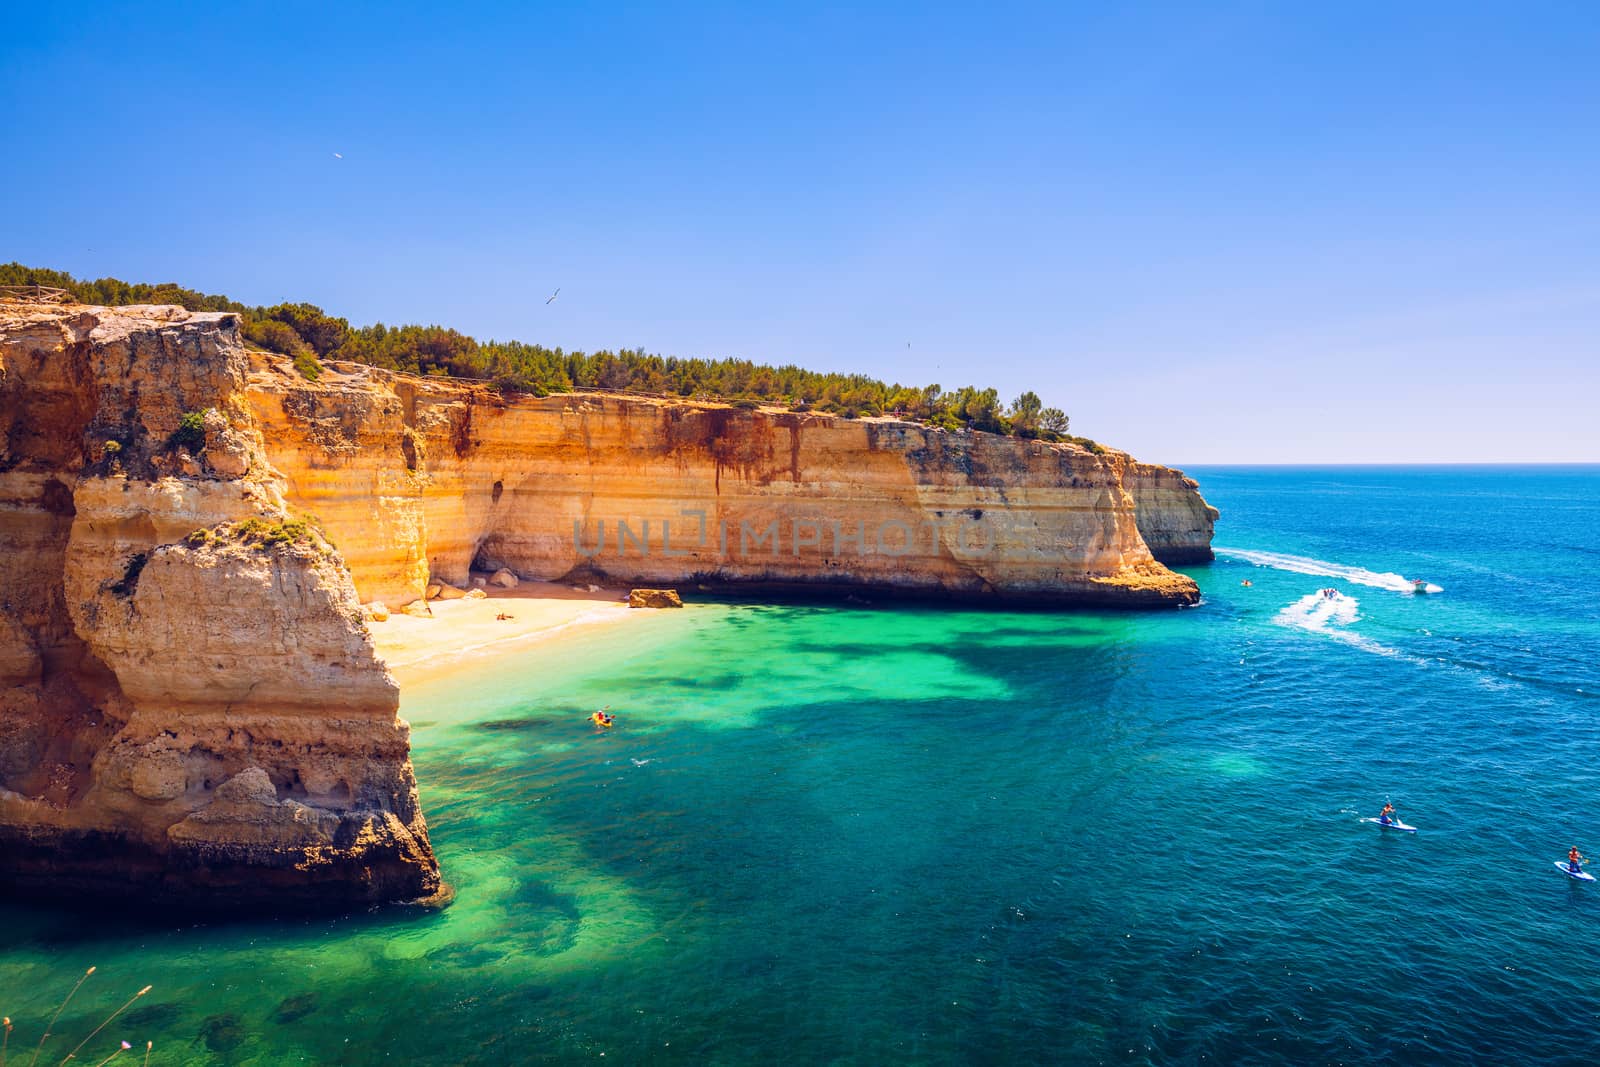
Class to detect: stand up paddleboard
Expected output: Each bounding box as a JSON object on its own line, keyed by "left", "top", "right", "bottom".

{"left": 1555, "top": 861, "right": 1596, "bottom": 882}
{"left": 1360, "top": 817, "right": 1417, "bottom": 832}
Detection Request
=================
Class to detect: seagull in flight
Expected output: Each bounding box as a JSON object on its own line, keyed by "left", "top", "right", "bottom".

{"left": 333, "top": 152, "right": 343, "bottom": 159}
{"left": 545, "top": 288, "right": 560, "bottom": 305}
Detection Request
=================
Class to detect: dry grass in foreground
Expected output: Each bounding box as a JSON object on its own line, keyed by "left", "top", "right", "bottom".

{"left": 3, "top": 966, "right": 153, "bottom": 1066}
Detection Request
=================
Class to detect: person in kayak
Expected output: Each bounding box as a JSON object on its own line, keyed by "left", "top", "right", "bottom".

{"left": 1569, "top": 846, "right": 1586, "bottom": 873}
{"left": 1379, "top": 802, "right": 1397, "bottom": 826}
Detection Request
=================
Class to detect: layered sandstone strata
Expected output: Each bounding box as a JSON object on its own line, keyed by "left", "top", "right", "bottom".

{"left": 1127, "top": 461, "right": 1219, "bottom": 565}
{"left": 0, "top": 303, "right": 444, "bottom": 911}
{"left": 1, "top": 300, "right": 1215, "bottom": 907}
{"left": 250, "top": 368, "right": 1216, "bottom": 609}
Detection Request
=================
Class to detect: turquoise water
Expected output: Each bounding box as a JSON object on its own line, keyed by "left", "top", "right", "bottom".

{"left": 3, "top": 465, "right": 1600, "bottom": 1063}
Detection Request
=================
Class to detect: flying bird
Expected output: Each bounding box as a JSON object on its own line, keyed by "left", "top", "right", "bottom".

{"left": 333, "top": 152, "right": 343, "bottom": 159}
{"left": 546, "top": 288, "right": 560, "bottom": 305}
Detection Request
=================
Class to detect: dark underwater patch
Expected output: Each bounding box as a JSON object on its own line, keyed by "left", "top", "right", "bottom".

{"left": 476, "top": 716, "right": 561, "bottom": 732}
{"left": 271, "top": 992, "right": 319, "bottom": 1024}
{"left": 199, "top": 1012, "right": 245, "bottom": 1052}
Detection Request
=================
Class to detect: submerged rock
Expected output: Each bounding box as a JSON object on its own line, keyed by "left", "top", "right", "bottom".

{"left": 200, "top": 1012, "right": 245, "bottom": 1052}
{"left": 271, "top": 992, "right": 320, "bottom": 1024}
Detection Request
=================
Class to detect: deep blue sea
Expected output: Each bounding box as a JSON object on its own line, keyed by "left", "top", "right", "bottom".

{"left": 2, "top": 465, "right": 1598, "bottom": 1065}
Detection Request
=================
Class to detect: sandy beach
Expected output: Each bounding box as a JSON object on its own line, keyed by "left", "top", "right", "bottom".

{"left": 370, "top": 581, "right": 640, "bottom": 687}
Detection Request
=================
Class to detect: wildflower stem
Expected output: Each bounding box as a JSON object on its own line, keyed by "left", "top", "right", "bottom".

{"left": 29, "top": 967, "right": 94, "bottom": 1067}
{"left": 56, "top": 986, "right": 148, "bottom": 1066}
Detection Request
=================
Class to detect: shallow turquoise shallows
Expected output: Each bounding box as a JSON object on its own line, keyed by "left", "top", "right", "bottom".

{"left": 3, "top": 465, "right": 1599, "bottom": 1064}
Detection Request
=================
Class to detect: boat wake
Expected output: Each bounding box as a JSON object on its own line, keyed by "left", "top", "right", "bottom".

{"left": 1274, "top": 591, "right": 1398, "bottom": 657}
{"left": 1277, "top": 590, "right": 1359, "bottom": 631}
{"left": 1219, "top": 547, "right": 1443, "bottom": 594}
{"left": 1273, "top": 591, "right": 1573, "bottom": 695}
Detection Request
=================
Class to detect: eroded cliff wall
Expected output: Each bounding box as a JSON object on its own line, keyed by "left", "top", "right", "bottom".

{"left": 251, "top": 366, "right": 1216, "bottom": 609}
{"left": 0, "top": 304, "right": 443, "bottom": 911}
{"left": 1, "top": 301, "right": 1216, "bottom": 908}
{"left": 1128, "top": 461, "right": 1219, "bottom": 565}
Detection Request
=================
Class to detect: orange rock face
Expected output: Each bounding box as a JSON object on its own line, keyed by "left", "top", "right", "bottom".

{"left": 1127, "top": 460, "right": 1220, "bottom": 566}
{"left": 0, "top": 300, "right": 1215, "bottom": 909}
{"left": 0, "top": 303, "right": 444, "bottom": 912}
{"left": 251, "top": 366, "right": 1215, "bottom": 610}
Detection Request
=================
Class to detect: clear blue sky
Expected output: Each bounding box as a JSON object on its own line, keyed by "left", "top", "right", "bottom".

{"left": 4, "top": 1, "right": 1597, "bottom": 463}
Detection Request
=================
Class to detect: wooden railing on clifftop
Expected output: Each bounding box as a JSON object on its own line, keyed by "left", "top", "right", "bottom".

{"left": 0, "top": 284, "right": 72, "bottom": 304}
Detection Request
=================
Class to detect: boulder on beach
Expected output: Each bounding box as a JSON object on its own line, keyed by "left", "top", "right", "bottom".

{"left": 628, "top": 588, "right": 683, "bottom": 609}
{"left": 401, "top": 599, "right": 432, "bottom": 617}
{"left": 464, "top": 588, "right": 487, "bottom": 600}
{"left": 425, "top": 583, "right": 442, "bottom": 600}
{"left": 490, "top": 569, "right": 519, "bottom": 589}
{"left": 363, "top": 602, "right": 390, "bottom": 622}
{"left": 435, "top": 583, "right": 467, "bottom": 600}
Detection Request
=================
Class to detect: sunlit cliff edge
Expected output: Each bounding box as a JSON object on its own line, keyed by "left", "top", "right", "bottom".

{"left": 253, "top": 353, "right": 1216, "bottom": 611}
{"left": 0, "top": 303, "right": 1215, "bottom": 908}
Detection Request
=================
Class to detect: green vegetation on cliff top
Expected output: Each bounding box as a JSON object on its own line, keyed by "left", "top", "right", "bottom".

{"left": 3, "top": 263, "right": 1087, "bottom": 443}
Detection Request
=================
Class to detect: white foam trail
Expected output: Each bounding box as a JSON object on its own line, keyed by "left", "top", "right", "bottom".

{"left": 1274, "top": 591, "right": 1402, "bottom": 658}
{"left": 1219, "top": 547, "right": 1443, "bottom": 594}
{"left": 1276, "top": 591, "right": 1360, "bottom": 632}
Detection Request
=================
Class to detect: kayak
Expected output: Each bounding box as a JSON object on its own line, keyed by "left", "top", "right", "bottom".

{"left": 1360, "top": 817, "right": 1417, "bottom": 832}
{"left": 1555, "top": 861, "right": 1595, "bottom": 882}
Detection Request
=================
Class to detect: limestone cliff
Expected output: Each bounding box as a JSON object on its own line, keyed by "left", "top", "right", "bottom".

{"left": 1127, "top": 461, "right": 1219, "bottom": 565}
{"left": 0, "top": 303, "right": 444, "bottom": 911}
{"left": 250, "top": 367, "right": 1216, "bottom": 609}
{"left": 1, "top": 301, "right": 1215, "bottom": 908}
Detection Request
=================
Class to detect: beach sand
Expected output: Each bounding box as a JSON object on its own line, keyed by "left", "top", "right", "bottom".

{"left": 370, "top": 581, "right": 639, "bottom": 687}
